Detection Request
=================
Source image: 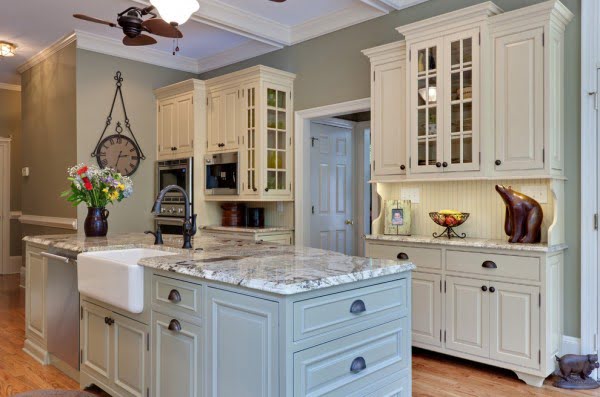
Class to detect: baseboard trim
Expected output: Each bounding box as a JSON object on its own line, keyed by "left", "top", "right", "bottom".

{"left": 561, "top": 335, "right": 581, "bottom": 355}
{"left": 49, "top": 353, "right": 80, "bottom": 382}
{"left": 23, "top": 339, "right": 50, "bottom": 365}
{"left": 19, "top": 214, "right": 77, "bottom": 230}
{"left": 6, "top": 256, "right": 21, "bottom": 274}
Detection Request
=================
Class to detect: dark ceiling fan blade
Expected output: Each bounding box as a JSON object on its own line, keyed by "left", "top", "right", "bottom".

{"left": 269, "top": 0, "right": 287, "bottom": 2}
{"left": 123, "top": 34, "right": 157, "bottom": 46}
{"left": 73, "top": 14, "right": 117, "bottom": 27}
{"left": 142, "top": 18, "right": 183, "bottom": 39}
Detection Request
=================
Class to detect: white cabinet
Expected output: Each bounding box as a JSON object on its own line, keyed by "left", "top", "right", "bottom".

{"left": 363, "top": 42, "right": 407, "bottom": 178}
{"left": 25, "top": 246, "right": 47, "bottom": 349}
{"left": 207, "top": 87, "right": 240, "bottom": 153}
{"left": 155, "top": 80, "right": 205, "bottom": 161}
{"left": 152, "top": 311, "right": 202, "bottom": 397}
{"left": 412, "top": 272, "right": 442, "bottom": 348}
{"left": 80, "top": 300, "right": 150, "bottom": 397}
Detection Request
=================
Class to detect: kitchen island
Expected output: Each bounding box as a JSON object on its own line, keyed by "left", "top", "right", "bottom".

{"left": 23, "top": 233, "right": 414, "bottom": 397}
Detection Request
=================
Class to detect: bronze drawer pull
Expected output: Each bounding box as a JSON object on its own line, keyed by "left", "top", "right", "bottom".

{"left": 482, "top": 261, "right": 497, "bottom": 269}
{"left": 168, "top": 289, "right": 182, "bottom": 303}
{"left": 489, "top": 287, "right": 496, "bottom": 293}
{"left": 104, "top": 317, "right": 114, "bottom": 326}
{"left": 168, "top": 319, "right": 182, "bottom": 332}
{"left": 350, "top": 299, "right": 366, "bottom": 314}
{"left": 481, "top": 286, "right": 488, "bottom": 292}
{"left": 350, "top": 357, "right": 367, "bottom": 373}
{"left": 397, "top": 252, "right": 409, "bottom": 260}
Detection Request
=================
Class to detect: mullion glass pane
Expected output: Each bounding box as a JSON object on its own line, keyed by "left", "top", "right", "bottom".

{"left": 464, "top": 135, "right": 473, "bottom": 163}
{"left": 428, "top": 47, "right": 437, "bottom": 71}
{"left": 418, "top": 109, "right": 426, "bottom": 136}
{"left": 463, "top": 102, "right": 472, "bottom": 131}
{"left": 267, "top": 110, "right": 276, "bottom": 128}
{"left": 428, "top": 108, "right": 437, "bottom": 135}
{"left": 418, "top": 49, "right": 426, "bottom": 73}
{"left": 463, "top": 38, "right": 472, "bottom": 64}
{"left": 451, "top": 40, "right": 460, "bottom": 67}
{"left": 267, "top": 89, "right": 276, "bottom": 107}
{"left": 428, "top": 139, "right": 437, "bottom": 165}
{"left": 267, "top": 130, "right": 276, "bottom": 149}
{"left": 277, "top": 91, "right": 286, "bottom": 109}
{"left": 451, "top": 136, "right": 460, "bottom": 164}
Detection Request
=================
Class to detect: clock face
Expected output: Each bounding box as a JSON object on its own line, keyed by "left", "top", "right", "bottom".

{"left": 96, "top": 134, "right": 141, "bottom": 176}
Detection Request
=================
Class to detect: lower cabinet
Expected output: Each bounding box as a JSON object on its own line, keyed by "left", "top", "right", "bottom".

{"left": 152, "top": 312, "right": 202, "bottom": 397}
{"left": 412, "top": 272, "right": 442, "bottom": 348}
{"left": 81, "top": 300, "right": 149, "bottom": 397}
{"left": 25, "top": 246, "right": 47, "bottom": 348}
{"left": 206, "top": 287, "right": 279, "bottom": 397}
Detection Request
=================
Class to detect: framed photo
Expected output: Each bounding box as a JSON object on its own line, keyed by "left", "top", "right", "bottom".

{"left": 384, "top": 199, "right": 412, "bottom": 235}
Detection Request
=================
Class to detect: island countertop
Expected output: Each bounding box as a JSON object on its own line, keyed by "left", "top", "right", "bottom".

{"left": 24, "top": 233, "right": 414, "bottom": 295}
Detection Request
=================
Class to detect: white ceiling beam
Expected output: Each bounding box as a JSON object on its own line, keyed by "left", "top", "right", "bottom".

{"left": 197, "top": 40, "right": 281, "bottom": 74}
{"left": 361, "top": 0, "right": 430, "bottom": 12}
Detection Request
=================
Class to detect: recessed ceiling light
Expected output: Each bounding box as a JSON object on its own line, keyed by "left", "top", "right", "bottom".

{"left": 0, "top": 41, "right": 16, "bottom": 57}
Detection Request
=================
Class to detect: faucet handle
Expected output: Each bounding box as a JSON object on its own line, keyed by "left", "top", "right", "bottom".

{"left": 188, "top": 214, "right": 198, "bottom": 237}
{"left": 144, "top": 228, "right": 164, "bottom": 245}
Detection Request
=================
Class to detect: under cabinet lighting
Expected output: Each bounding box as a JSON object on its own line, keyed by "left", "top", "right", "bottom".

{"left": 150, "top": 0, "right": 199, "bottom": 25}
{"left": 0, "top": 42, "right": 16, "bottom": 57}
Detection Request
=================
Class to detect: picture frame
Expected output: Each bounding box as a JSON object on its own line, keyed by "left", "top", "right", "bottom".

{"left": 384, "top": 199, "right": 412, "bottom": 236}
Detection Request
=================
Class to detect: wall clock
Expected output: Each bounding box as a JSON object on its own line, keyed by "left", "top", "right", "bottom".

{"left": 91, "top": 71, "right": 146, "bottom": 176}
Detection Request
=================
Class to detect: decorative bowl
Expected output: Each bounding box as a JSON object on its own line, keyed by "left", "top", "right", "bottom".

{"left": 429, "top": 211, "right": 470, "bottom": 228}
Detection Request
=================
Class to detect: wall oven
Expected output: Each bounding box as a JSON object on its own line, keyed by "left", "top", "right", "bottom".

{"left": 156, "top": 157, "right": 193, "bottom": 217}
{"left": 205, "top": 152, "right": 239, "bottom": 195}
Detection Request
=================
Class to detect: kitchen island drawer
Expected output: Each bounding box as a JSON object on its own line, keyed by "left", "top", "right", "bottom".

{"left": 293, "top": 318, "right": 409, "bottom": 397}
{"left": 293, "top": 279, "right": 408, "bottom": 342}
{"left": 446, "top": 250, "right": 540, "bottom": 281}
{"left": 366, "top": 243, "right": 441, "bottom": 270}
{"left": 152, "top": 275, "right": 202, "bottom": 318}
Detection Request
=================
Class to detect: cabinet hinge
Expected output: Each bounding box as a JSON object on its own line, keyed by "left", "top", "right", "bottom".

{"left": 373, "top": 161, "right": 375, "bottom": 171}
{"left": 290, "top": 91, "right": 292, "bottom": 100}
{"left": 594, "top": 213, "right": 598, "bottom": 230}
{"left": 147, "top": 388, "right": 150, "bottom": 397}
{"left": 206, "top": 98, "right": 209, "bottom": 106}
{"left": 242, "top": 182, "right": 245, "bottom": 191}
{"left": 479, "top": 152, "right": 481, "bottom": 165}
{"left": 539, "top": 293, "right": 541, "bottom": 307}
{"left": 444, "top": 330, "right": 447, "bottom": 343}
{"left": 409, "top": 51, "right": 411, "bottom": 62}
{"left": 542, "top": 33, "right": 545, "bottom": 46}
{"left": 539, "top": 350, "right": 541, "bottom": 364}
{"left": 444, "top": 280, "right": 447, "bottom": 293}
{"left": 80, "top": 306, "right": 83, "bottom": 320}
{"left": 191, "top": 139, "right": 194, "bottom": 148}
{"left": 543, "top": 148, "right": 545, "bottom": 163}
{"left": 146, "top": 333, "right": 150, "bottom": 351}
{"left": 409, "top": 157, "right": 412, "bottom": 169}
{"left": 290, "top": 183, "right": 292, "bottom": 191}
{"left": 373, "top": 71, "right": 376, "bottom": 82}
{"left": 206, "top": 141, "right": 208, "bottom": 149}
{"left": 312, "top": 205, "right": 315, "bottom": 214}
{"left": 192, "top": 97, "right": 194, "bottom": 105}
{"left": 80, "top": 349, "right": 83, "bottom": 364}
{"left": 440, "top": 280, "right": 442, "bottom": 293}
{"left": 440, "top": 329, "right": 442, "bottom": 342}
{"left": 479, "top": 32, "right": 481, "bottom": 45}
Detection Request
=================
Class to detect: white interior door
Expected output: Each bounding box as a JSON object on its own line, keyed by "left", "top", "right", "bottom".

{"left": 310, "top": 122, "right": 354, "bottom": 255}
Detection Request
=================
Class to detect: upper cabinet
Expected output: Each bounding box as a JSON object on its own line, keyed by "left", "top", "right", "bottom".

{"left": 206, "top": 66, "right": 295, "bottom": 201}
{"left": 155, "top": 80, "right": 206, "bottom": 161}
{"left": 366, "top": 0, "right": 572, "bottom": 182}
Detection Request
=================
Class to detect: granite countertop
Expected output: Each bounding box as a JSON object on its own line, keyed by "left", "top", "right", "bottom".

{"left": 24, "top": 233, "right": 414, "bottom": 295}
{"left": 365, "top": 234, "right": 567, "bottom": 253}
{"left": 203, "top": 225, "right": 294, "bottom": 234}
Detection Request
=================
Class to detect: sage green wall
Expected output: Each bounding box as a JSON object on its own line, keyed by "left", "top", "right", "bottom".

{"left": 0, "top": 88, "right": 22, "bottom": 256}
{"left": 21, "top": 42, "right": 78, "bottom": 243}
{"left": 76, "top": 49, "right": 196, "bottom": 233}
{"left": 200, "top": 0, "right": 582, "bottom": 337}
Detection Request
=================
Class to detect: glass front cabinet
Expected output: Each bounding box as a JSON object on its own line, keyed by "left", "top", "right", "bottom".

{"left": 207, "top": 66, "right": 295, "bottom": 200}
{"left": 409, "top": 28, "right": 480, "bottom": 174}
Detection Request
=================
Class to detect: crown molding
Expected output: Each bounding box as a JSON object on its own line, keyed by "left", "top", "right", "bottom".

{"left": 17, "top": 32, "right": 76, "bottom": 74}
{"left": 362, "top": 40, "right": 406, "bottom": 60}
{"left": 197, "top": 40, "right": 281, "bottom": 74}
{"left": 154, "top": 79, "right": 206, "bottom": 99}
{"left": 0, "top": 83, "right": 21, "bottom": 91}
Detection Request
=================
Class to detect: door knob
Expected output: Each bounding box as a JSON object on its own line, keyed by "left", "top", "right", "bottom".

{"left": 436, "top": 162, "right": 442, "bottom": 168}
{"left": 345, "top": 219, "right": 354, "bottom": 225}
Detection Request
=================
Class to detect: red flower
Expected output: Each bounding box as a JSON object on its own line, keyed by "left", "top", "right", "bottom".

{"left": 82, "top": 177, "right": 93, "bottom": 191}
{"left": 77, "top": 166, "right": 88, "bottom": 176}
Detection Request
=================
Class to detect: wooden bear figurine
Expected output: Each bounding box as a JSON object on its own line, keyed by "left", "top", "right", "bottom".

{"left": 495, "top": 185, "right": 543, "bottom": 244}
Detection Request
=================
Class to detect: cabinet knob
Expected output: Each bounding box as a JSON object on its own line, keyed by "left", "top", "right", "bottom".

{"left": 253, "top": 188, "right": 258, "bottom": 192}
{"left": 495, "top": 159, "right": 502, "bottom": 166}
{"left": 482, "top": 261, "right": 497, "bottom": 269}
{"left": 442, "top": 162, "right": 448, "bottom": 168}
{"left": 167, "top": 289, "right": 182, "bottom": 303}
{"left": 400, "top": 165, "right": 406, "bottom": 170}
{"left": 104, "top": 317, "right": 114, "bottom": 326}
{"left": 350, "top": 357, "right": 367, "bottom": 374}
{"left": 265, "top": 188, "right": 270, "bottom": 192}
{"left": 481, "top": 286, "right": 488, "bottom": 292}
{"left": 397, "top": 252, "right": 409, "bottom": 260}
{"left": 168, "top": 319, "right": 182, "bottom": 332}
{"left": 489, "top": 287, "right": 496, "bottom": 293}
{"left": 350, "top": 299, "right": 367, "bottom": 314}
{"left": 436, "top": 162, "right": 442, "bottom": 168}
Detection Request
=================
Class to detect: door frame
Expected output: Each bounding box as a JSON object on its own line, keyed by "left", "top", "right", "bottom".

{"left": 0, "top": 137, "right": 10, "bottom": 275}
{"left": 294, "top": 98, "right": 371, "bottom": 248}
{"left": 581, "top": 0, "right": 600, "bottom": 360}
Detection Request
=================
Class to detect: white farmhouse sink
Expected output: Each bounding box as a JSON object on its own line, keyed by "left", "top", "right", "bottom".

{"left": 77, "top": 249, "right": 176, "bottom": 313}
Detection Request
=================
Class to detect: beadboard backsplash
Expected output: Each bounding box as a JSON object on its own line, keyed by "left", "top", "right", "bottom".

{"left": 374, "top": 179, "right": 555, "bottom": 242}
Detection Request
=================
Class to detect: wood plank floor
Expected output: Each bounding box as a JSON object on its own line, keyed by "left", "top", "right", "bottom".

{"left": 1, "top": 273, "right": 599, "bottom": 396}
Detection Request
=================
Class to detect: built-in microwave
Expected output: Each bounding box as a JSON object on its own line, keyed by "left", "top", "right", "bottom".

{"left": 155, "top": 157, "right": 193, "bottom": 217}
{"left": 205, "top": 152, "right": 239, "bottom": 195}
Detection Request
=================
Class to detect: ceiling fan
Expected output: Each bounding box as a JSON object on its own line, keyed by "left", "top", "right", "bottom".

{"left": 74, "top": 5, "right": 183, "bottom": 47}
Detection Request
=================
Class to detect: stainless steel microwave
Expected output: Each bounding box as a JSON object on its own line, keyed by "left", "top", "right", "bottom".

{"left": 205, "top": 152, "right": 239, "bottom": 195}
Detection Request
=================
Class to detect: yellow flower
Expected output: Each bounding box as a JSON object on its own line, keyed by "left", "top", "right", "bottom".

{"left": 118, "top": 183, "right": 125, "bottom": 191}
{"left": 110, "top": 191, "right": 120, "bottom": 200}
{"left": 102, "top": 188, "right": 109, "bottom": 193}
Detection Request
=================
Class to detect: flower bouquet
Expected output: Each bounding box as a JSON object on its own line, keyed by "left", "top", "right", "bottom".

{"left": 62, "top": 164, "right": 133, "bottom": 237}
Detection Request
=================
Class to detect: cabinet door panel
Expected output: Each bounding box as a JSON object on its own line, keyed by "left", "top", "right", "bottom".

{"left": 223, "top": 88, "right": 240, "bottom": 150}
{"left": 81, "top": 300, "right": 112, "bottom": 385}
{"left": 242, "top": 84, "right": 259, "bottom": 195}
{"left": 158, "top": 100, "right": 175, "bottom": 159}
{"left": 26, "top": 249, "right": 46, "bottom": 342}
{"left": 494, "top": 28, "right": 544, "bottom": 171}
{"left": 264, "top": 84, "right": 292, "bottom": 196}
{"left": 412, "top": 272, "right": 442, "bottom": 347}
{"left": 445, "top": 276, "right": 489, "bottom": 358}
{"left": 490, "top": 282, "right": 540, "bottom": 369}
{"left": 373, "top": 60, "right": 406, "bottom": 176}
{"left": 113, "top": 313, "right": 149, "bottom": 397}
{"left": 175, "top": 94, "right": 194, "bottom": 155}
{"left": 207, "top": 91, "right": 223, "bottom": 152}
{"left": 207, "top": 287, "right": 279, "bottom": 397}
{"left": 153, "top": 312, "right": 202, "bottom": 397}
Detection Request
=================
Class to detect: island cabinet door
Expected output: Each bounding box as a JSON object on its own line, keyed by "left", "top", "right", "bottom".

{"left": 25, "top": 248, "right": 47, "bottom": 344}
{"left": 207, "top": 287, "right": 279, "bottom": 397}
{"left": 489, "top": 282, "right": 540, "bottom": 369}
{"left": 113, "top": 313, "right": 149, "bottom": 397}
{"left": 152, "top": 312, "right": 202, "bottom": 397}
{"left": 412, "top": 272, "right": 442, "bottom": 348}
{"left": 81, "top": 300, "right": 112, "bottom": 387}
{"left": 445, "top": 276, "right": 489, "bottom": 359}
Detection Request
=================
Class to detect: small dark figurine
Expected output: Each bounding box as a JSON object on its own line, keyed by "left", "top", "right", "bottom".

{"left": 495, "top": 185, "right": 543, "bottom": 243}
{"left": 553, "top": 354, "right": 600, "bottom": 389}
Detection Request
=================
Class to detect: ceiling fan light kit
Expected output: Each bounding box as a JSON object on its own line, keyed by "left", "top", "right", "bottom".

{"left": 0, "top": 42, "right": 16, "bottom": 57}
{"left": 150, "top": 0, "right": 200, "bottom": 25}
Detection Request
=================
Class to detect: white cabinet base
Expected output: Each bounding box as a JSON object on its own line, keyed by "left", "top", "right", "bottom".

{"left": 515, "top": 371, "right": 545, "bottom": 388}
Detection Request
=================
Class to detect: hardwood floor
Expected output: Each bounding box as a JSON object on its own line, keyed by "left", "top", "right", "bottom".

{"left": 1, "top": 273, "right": 599, "bottom": 396}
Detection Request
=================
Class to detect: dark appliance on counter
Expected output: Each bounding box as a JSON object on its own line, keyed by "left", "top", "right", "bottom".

{"left": 246, "top": 208, "right": 265, "bottom": 228}
{"left": 155, "top": 158, "right": 193, "bottom": 234}
{"left": 205, "top": 152, "right": 239, "bottom": 195}
{"left": 221, "top": 203, "right": 246, "bottom": 227}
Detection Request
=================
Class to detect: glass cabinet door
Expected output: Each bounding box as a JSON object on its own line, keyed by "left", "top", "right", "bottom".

{"left": 411, "top": 40, "right": 442, "bottom": 173}
{"left": 264, "top": 86, "right": 290, "bottom": 194}
{"left": 243, "top": 85, "right": 258, "bottom": 195}
{"left": 444, "top": 29, "right": 479, "bottom": 172}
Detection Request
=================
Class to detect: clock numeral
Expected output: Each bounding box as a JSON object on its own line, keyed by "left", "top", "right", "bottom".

{"left": 99, "top": 152, "right": 106, "bottom": 157}
{"left": 130, "top": 148, "right": 136, "bottom": 153}
{"left": 109, "top": 138, "right": 115, "bottom": 145}
{"left": 116, "top": 136, "right": 122, "bottom": 144}
{"left": 103, "top": 145, "right": 109, "bottom": 149}
{"left": 124, "top": 169, "right": 129, "bottom": 174}
{"left": 125, "top": 140, "right": 130, "bottom": 147}
{"left": 100, "top": 159, "right": 108, "bottom": 167}
{"left": 129, "top": 163, "right": 135, "bottom": 169}
{"left": 132, "top": 156, "right": 139, "bottom": 161}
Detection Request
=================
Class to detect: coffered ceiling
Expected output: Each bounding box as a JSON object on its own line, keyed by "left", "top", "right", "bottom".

{"left": 0, "top": 0, "right": 428, "bottom": 86}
